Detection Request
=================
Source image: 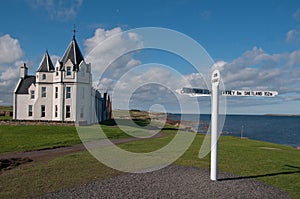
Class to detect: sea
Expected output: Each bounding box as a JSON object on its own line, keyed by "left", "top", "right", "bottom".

{"left": 168, "top": 114, "right": 300, "bottom": 148}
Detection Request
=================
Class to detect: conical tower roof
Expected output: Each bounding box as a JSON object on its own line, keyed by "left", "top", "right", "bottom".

{"left": 37, "top": 51, "right": 54, "bottom": 72}
{"left": 60, "top": 36, "right": 84, "bottom": 71}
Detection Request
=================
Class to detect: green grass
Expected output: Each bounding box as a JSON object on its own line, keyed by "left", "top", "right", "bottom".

{"left": 0, "top": 123, "right": 134, "bottom": 154}
{"left": 0, "top": 116, "right": 12, "bottom": 120}
{"left": 0, "top": 124, "right": 299, "bottom": 198}
{"left": 175, "top": 135, "right": 300, "bottom": 198}
{"left": 0, "top": 125, "right": 79, "bottom": 153}
{"left": 0, "top": 152, "right": 121, "bottom": 198}
{"left": 0, "top": 106, "right": 13, "bottom": 112}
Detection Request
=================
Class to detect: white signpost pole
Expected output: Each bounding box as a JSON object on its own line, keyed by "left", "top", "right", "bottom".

{"left": 177, "top": 70, "right": 278, "bottom": 182}
{"left": 211, "top": 70, "right": 220, "bottom": 181}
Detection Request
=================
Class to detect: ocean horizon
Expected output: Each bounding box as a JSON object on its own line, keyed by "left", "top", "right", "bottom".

{"left": 168, "top": 113, "right": 300, "bottom": 148}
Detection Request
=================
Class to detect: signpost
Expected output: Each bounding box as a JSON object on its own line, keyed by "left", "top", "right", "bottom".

{"left": 210, "top": 70, "right": 220, "bottom": 181}
{"left": 178, "top": 69, "right": 278, "bottom": 181}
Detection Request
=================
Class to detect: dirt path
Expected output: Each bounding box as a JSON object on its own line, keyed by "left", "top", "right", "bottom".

{"left": 0, "top": 132, "right": 166, "bottom": 171}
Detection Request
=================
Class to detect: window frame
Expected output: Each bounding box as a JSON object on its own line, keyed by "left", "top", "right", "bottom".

{"left": 42, "top": 74, "right": 46, "bottom": 80}
{"left": 41, "top": 87, "right": 46, "bottom": 98}
{"left": 30, "top": 90, "right": 35, "bottom": 99}
{"left": 28, "top": 105, "right": 33, "bottom": 117}
{"left": 55, "top": 105, "right": 58, "bottom": 118}
{"left": 41, "top": 105, "right": 45, "bottom": 117}
{"left": 66, "top": 105, "right": 71, "bottom": 118}
{"left": 55, "top": 87, "right": 58, "bottom": 98}
{"left": 80, "top": 106, "right": 84, "bottom": 118}
{"left": 66, "top": 87, "right": 71, "bottom": 99}
{"left": 66, "top": 66, "right": 72, "bottom": 76}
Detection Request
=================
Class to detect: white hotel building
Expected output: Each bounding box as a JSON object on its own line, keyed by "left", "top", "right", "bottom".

{"left": 13, "top": 35, "right": 111, "bottom": 124}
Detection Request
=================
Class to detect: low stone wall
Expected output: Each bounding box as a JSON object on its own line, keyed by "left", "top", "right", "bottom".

{"left": 0, "top": 120, "right": 75, "bottom": 126}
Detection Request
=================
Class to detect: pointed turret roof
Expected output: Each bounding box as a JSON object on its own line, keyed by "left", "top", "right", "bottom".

{"left": 37, "top": 51, "right": 55, "bottom": 72}
{"left": 60, "top": 36, "right": 84, "bottom": 71}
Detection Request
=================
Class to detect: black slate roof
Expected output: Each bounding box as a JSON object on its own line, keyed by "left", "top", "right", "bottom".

{"left": 15, "top": 76, "right": 36, "bottom": 94}
{"left": 60, "top": 37, "right": 84, "bottom": 71}
{"left": 37, "top": 51, "right": 55, "bottom": 72}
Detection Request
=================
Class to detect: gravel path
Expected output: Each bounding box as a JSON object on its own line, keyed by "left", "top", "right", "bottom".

{"left": 36, "top": 165, "right": 290, "bottom": 199}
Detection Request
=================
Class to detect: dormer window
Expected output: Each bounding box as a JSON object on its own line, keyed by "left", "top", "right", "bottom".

{"left": 66, "top": 66, "right": 72, "bottom": 76}
{"left": 42, "top": 74, "right": 46, "bottom": 80}
{"left": 30, "top": 90, "right": 35, "bottom": 99}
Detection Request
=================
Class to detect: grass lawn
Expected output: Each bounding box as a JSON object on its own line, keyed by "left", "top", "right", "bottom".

{"left": 0, "top": 125, "right": 80, "bottom": 153}
{"left": 0, "top": 122, "right": 134, "bottom": 154}
{"left": 0, "top": 116, "right": 12, "bottom": 120}
{"left": 0, "top": 124, "right": 299, "bottom": 198}
{"left": 0, "top": 106, "right": 13, "bottom": 112}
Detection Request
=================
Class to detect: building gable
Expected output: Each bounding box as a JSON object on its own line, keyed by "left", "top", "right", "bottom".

{"left": 15, "top": 76, "right": 36, "bottom": 94}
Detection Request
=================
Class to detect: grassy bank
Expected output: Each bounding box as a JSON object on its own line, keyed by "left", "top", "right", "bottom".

{"left": 0, "top": 124, "right": 299, "bottom": 198}
{"left": 0, "top": 122, "right": 135, "bottom": 154}
{"left": 0, "top": 125, "right": 79, "bottom": 153}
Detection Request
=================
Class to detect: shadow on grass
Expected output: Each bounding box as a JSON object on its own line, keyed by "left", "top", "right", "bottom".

{"left": 100, "top": 119, "right": 179, "bottom": 131}
{"left": 101, "top": 119, "right": 152, "bottom": 127}
{"left": 219, "top": 165, "right": 300, "bottom": 181}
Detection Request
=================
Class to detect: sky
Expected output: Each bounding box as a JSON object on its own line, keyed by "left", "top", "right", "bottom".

{"left": 0, "top": 0, "right": 300, "bottom": 114}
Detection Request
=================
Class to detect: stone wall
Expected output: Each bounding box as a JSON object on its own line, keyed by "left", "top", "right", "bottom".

{"left": 0, "top": 120, "right": 75, "bottom": 126}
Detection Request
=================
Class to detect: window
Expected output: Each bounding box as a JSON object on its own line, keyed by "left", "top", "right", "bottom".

{"left": 66, "top": 66, "right": 71, "bottom": 76}
{"left": 66, "top": 87, "right": 71, "bottom": 99}
{"left": 30, "top": 90, "right": 35, "bottom": 99}
{"left": 80, "top": 107, "right": 84, "bottom": 118}
{"left": 55, "top": 105, "right": 58, "bottom": 117}
{"left": 56, "top": 67, "right": 59, "bottom": 76}
{"left": 56, "top": 71, "right": 59, "bottom": 76}
{"left": 41, "top": 87, "right": 46, "bottom": 97}
{"left": 66, "top": 105, "right": 70, "bottom": 118}
{"left": 42, "top": 74, "right": 46, "bottom": 80}
{"left": 41, "top": 105, "right": 45, "bottom": 117}
{"left": 28, "top": 105, "right": 33, "bottom": 116}
{"left": 81, "top": 87, "right": 85, "bottom": 99}
{"left": 55, "top": 87, "right": 58, "bottom": 98}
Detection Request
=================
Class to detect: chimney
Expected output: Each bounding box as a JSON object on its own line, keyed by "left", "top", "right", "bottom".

{"left": 20, "top": 63, "right": 28, "bottom": 78}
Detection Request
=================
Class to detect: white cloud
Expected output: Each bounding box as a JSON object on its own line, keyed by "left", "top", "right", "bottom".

{"left": 111, "top": 65, "right": 204, "bottom": 113}
{"left": 29, "top": 0, "right": 83, "bottom": 21}
{"left": 84, "top": 27, "right": 143, "bottom": 83}
{"left": 293, "top": 8, "right": 300, "bottom": 21}
{"left": 0, "top": 35, "right": 25, "bottom": 105}
{"left": 0, "top": 66, "right": 21, "bottom": 105}
{"left": 0, "top": 34, "right": 23, "bottom": 64}
{"left": 0, "top": 67, "right": 18, "bottom": 81}
{"left": 215, "top": 47, "right": 300, "bottom": 108}
{"left": 84, "top": 28, "right": 300, "bottom": 113}
{"left": 286, "top": 29, "right": 300, "bottom": 43}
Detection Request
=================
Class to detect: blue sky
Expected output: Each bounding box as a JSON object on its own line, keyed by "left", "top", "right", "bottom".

{"left": 0, "top": 0, "right": 300, "bottom": 114}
